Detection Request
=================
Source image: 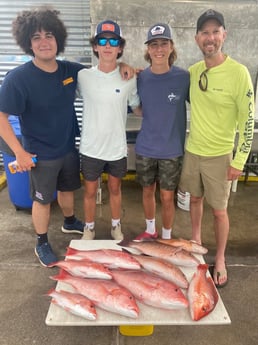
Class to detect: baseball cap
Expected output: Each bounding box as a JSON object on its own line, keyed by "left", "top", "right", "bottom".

{"left": 94, "top": 20, "right": 122, "bottom": 39}
{"left": 196, "top": 9, "right": 225, "bottom": 32}
{"left": 145, "top": 23, "right": 172, "bottom": 44}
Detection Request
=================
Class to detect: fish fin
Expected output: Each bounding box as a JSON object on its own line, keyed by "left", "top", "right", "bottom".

{"left": 65, "top": 247, "right": 78, "bottom": 256}
{"left": 45, "top": 287, "right": 56, "bottom": 297}
{"left": 116, "top": 238, "right": 130, "bottom": 247}
{"left": 49, "top": 268, "right": 70, "bottom": 281}
{"left": 121, "top": 247, "right": 134, "bottom": 254}
{"left": 198, "top": 263, "right": 209, "bottom": 271}
{"left": 47, "top": 261, "right": 59, "bottom": 268}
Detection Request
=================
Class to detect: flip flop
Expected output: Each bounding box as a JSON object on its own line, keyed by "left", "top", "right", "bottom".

{"left": 209, "top": 264, "right": 228, "bottom": 289}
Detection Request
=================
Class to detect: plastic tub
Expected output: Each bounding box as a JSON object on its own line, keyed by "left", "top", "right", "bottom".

{"left": 3, "top": 153, "right": 33, "bottom": 209}
{"left": 119, "top": 325, "right": 154, "bottom": 336}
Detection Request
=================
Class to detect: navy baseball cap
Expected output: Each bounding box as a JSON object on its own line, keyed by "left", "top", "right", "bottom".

{"left": 196, "top": 9, "right": 225, "bottom": 32}
{"left": 145, "top": 23, "right": 172, "bottom": 44}
{"left": 94, "top": 20, "right": 122, "bottom": 38}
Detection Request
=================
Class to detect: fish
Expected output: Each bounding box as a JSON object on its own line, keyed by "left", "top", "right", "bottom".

{"left": 188, "top": 264, "right": 219, "bottom": 321}
{"left": 46, "top": 288, "right": 97, "bottom": 320}
{"left": 65, "top": 247, "right": 141, "bottom": 270}
{"left": 47, "top": 259, "right": 113, "bottom": 279}
{"left": 118, "top": 240, "right": 200, "bottom": 267}
{"left": 157, "top": 238, "right": 208, "bottom": 255}
{"left": 127, "top": 252, "right": 189, "bottom": 289}
{"left": 50, "top": 270, "right": 139, "bottom": 319}
{"left": 111, "top": 269, "right": 189, "bottom": 310}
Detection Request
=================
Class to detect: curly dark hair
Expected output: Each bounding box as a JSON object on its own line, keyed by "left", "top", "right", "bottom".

{"left": 90, "top": 36, "right": 126, "bottom": 59}
{"left": 12, "top": 5, "right": 67, "bottom": 56}
{"left": 144, "top": 40, "right": 177, "bottom": 67}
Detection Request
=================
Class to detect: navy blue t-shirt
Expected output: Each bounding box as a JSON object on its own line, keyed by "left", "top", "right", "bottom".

{"left": 136, "top": 65, "right": 190, "bottom": 159}
{"left": 0, "top": 60, "right": 85, "bottom": 159}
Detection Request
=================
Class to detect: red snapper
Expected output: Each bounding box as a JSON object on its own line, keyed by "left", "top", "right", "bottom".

{"left": 50, "top": 270, "right": 139, "bottom": 319}
{"left": 111, "top": 269, "right": 189, "bottom": 310}
{"left": 188, "top": 264, "right": 219, "bottom": 321}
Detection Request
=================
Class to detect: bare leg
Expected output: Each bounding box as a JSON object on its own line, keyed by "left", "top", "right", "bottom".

{"left": 190, "top": 195, "right": 204, "bottom": 244}
{"left": 160, "top": 189, "right": 175, "bottom": 229}
{"left": 57, "top": 191, "right": 75, "bottom": 217}
{"left": 212, "top": 208, "right": 229, "bottom": 286}
{"left": 32, "top": 201, "right": 51, "bottom": 234}
{"left": 84, "top": 180, "right": 98, "bottom": 223}
{"left": 142, "top": 183, "right": 156, "bottom": 220}
{"left": 108, "top": 174, "right": 122, "bottom": 219}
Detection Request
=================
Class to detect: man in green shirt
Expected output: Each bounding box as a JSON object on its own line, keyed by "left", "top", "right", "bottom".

{"left": 180, "top": 9, "right": 254, "bottom": 287}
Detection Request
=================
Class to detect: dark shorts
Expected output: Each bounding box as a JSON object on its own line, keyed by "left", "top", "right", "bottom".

{"left": 29, "top": 150, "right": 81, "bottom": 204}
{"left": 136, "top": 154, "right": 183, "bottom": 191}
{"left": 81, "top": 155, "right": 127, "bottom": 181}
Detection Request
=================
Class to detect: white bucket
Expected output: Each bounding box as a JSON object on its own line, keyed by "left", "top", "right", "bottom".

{"left": 177, "top": 190, "right": 190, "bottom": 211}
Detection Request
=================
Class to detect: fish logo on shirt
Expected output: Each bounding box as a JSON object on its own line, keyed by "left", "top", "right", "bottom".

{"left": 168, "top": 92, "right": 180, "bottom": 103}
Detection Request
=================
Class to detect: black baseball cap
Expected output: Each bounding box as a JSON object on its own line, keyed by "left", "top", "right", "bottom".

{"left": 145, "top": 23, "right": 172, "bottom": 44}
{"left": 94, "top": 20, "right": 122, "bottom": 39}
{"left": 196, "top": 9, "right": 225, "bottom": 32}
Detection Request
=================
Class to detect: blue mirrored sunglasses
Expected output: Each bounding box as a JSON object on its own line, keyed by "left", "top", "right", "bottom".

{"left": 97, "top": 37, "right": 120, "bottom": 47}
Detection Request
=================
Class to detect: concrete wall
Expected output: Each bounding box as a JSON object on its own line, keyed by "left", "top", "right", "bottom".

{"left": 90, "top": 0, "right": 258, "bottom": 86}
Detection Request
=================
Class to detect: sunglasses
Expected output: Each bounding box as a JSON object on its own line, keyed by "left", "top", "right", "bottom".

{"left": 199, "top": 68, "right": 209, "bottom": 91}
{"left": 97, "top": 37, "right": 120, "bottom": 47}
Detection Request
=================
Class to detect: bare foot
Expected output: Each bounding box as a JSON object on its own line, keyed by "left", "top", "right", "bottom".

{"left": 213, "top": 261, "right": 227, "bottom": 288}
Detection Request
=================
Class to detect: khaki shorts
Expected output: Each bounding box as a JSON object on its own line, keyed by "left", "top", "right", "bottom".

{"left": 179, "top": 151, "right": 232, "bottom": 210}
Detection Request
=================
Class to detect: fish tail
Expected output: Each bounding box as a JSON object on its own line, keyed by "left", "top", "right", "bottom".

{"left": 116, "top": 238, "right": 130, "bottom": 247}
{"left": 45, "top": 287, "right": 56, "bottom": 297}
{"left": 47, "top": 261, "right": 58, "bottom": 268}
{"left": 65, "top": 247, "right": 78, "bottom": 256}
{"left": 49, "top": 268, "right": 70, "bottom": 281}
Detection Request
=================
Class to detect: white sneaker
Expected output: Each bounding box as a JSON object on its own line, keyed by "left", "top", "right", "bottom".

{"left": 111, "top": 223, "right": 124, "bottom": 240}
{"left": 81, "top": 226, "right": 95, "bottom": 240}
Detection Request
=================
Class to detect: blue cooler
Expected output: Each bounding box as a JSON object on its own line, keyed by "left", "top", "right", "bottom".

{"left": 2, "top": 153, "right": 33, "bottom": 209}
{"left": 0, "top": 116, "right": 33, "bottom": 210}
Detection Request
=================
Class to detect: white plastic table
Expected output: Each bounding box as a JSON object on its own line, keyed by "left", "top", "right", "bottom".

{"left": 46, "top": 240, "right": 231, "bottom": 327}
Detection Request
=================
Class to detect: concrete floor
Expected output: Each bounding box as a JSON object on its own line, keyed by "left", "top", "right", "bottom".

{"left": 0, "top": 177, "right": 257, "bottom": 345}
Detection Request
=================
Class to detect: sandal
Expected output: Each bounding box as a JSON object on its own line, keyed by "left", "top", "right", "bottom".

{"left": 209, "top": 264, "right": 228, "bottom": 288}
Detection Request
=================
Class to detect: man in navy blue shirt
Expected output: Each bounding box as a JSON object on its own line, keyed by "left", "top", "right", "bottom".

{"left": 0, "top": 7, "right": 86, "bottom": 267}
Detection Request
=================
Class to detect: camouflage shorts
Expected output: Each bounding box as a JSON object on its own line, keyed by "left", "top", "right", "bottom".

{"left": 135, "top": 154, "right": 183, "bottom": 191}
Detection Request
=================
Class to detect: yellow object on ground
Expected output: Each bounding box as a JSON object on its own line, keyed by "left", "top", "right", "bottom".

{"left": 119, "top": 325, "right": 154, "bottom": 336}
